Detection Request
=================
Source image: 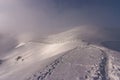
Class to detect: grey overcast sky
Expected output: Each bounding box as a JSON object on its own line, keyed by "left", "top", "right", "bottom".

{"left": 0, "top": 0, "right": 120, "bottom": 56}
{"left": 0, "top": 0, "right": 120, "bottom": 37}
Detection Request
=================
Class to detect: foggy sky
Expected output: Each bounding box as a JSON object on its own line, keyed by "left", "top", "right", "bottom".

{"left": 0, "top": 0, "right": 120, "bottom": 35}
{"left": 0, "top": 0, "right": 120, "bottom": 55}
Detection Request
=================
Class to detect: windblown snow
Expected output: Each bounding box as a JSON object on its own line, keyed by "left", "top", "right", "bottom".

{"left": 0, "top": 28, "right": 120, "bottom": 80}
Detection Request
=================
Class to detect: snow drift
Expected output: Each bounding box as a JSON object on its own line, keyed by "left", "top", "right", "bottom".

{"left": 0, "top": 27, "right": 120, "bottom": 80}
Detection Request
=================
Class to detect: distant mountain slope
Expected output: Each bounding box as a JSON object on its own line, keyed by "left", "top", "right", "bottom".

{"left": 0, "top": 27, "right": 120, "bottom": 80}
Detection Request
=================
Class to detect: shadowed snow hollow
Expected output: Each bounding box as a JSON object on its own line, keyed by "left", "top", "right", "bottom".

{"left": 0, "top": 27, "right": 120, "bottom": 80}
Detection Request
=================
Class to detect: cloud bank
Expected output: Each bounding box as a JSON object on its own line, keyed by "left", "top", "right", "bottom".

{"left": 0, "top": 0, "right": 120, "bottom": 56}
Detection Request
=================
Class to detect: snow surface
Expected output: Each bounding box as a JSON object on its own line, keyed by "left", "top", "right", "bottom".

{"left": 0, "top": 28, "right": 120, "bottom": 80}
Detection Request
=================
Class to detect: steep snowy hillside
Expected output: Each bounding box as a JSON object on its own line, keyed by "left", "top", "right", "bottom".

{"left": 0, "top": 28, "right": 120, "bottom": 80}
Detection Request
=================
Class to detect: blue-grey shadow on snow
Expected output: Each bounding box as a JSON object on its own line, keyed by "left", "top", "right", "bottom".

{"left": 101, "top": 41, "right": 120, "bottom": 52}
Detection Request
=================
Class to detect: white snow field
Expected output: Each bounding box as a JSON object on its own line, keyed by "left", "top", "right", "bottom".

{"left": 0, "top": 28, "right": 120, "bottom": 80}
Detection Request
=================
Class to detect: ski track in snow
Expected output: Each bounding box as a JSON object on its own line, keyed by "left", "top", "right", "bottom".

{"left": 26, "top": 48, "right": 77, "bottom": 80}
{"left": 85, "top": 48, "right": 108, "bottom": 80}
{"left": 26, "top": 45, "right": 120, "bottom": 80}
{"left": 26, "top": 56, "right": 63, "bottom": 80}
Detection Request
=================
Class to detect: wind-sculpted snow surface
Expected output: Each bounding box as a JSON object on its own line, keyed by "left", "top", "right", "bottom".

{"left": 27, "top": 46, "right": 120, "bottom": 80}
{"left": 0, "top": 28, "right": 120, "bottom": 80}
{"left": 27, "top": 45, "right": 107, "bottom": 80}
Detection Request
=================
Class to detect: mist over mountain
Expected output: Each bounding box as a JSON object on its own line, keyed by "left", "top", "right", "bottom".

{"left": 0, "top": 0, "right": 120, "bottom": 80}
{"left": 0, "top": 0, "right": 120, "bottom": 36}
{"left": 0, "top": 28, "right": 120, "bottom": 80}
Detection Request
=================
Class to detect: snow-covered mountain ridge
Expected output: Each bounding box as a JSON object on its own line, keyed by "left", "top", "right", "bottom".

{"left": 0, "top": 27, "right": 120, "bottom": 80}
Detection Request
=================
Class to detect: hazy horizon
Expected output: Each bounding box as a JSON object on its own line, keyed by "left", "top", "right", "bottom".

{"left": 0, "top": 0, "right": 120, "bottom": 55}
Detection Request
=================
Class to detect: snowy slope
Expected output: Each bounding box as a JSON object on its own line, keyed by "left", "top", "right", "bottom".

{"left": 0, "top": 28, "right": 120, "bottom": 80}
